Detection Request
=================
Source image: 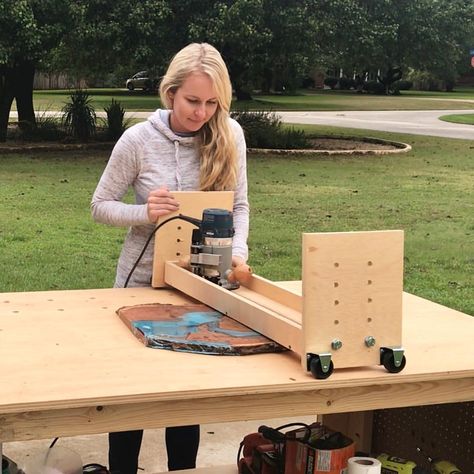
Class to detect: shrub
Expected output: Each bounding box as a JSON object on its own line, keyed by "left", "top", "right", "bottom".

{"left": 104, "top": 99, "right": 128, "bottom": 141}
{"left": 15, "top": 110, "right": 66, "bottom": 142}
{"left": 363, "top": 80, "right": 386, "bottom": 95}
{"left": 405, "top": 70, "right": 443, "bottom": 91}
{"left": 324, "top": 77, "right": 338, "bottom": 89}
{"left": 62, "top": 89, "right": 96, "bottom": 141}
{"left": 338, "top": 77, "right": 355, "bottom": 90}
{"left": 230, "top": 110, "right": 310, "bottom": 149}
{"left": 395, "top": 80, "right": 413, "bottom": 91}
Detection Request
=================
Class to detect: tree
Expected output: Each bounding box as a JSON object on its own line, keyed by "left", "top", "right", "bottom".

{"left": 0, "top": 0, "right": 72, "bottom": 141}
{"left": 186, "top": 0, "right": 271, "bottom": 100}
{"left": 51, "top": 0, "right": 176, "bottom": 85}
{"left": 329, "top": 0, "right": 474, "bottom": 93}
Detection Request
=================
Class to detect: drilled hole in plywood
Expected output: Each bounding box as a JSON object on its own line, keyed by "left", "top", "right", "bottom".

{"left": 334, "top": 262, "right": 339, "bottom": 268}
{"left": 334, "top": 320, "right": 339, "bottom": 325}
{"left": 176, "top": 252, "right": 181, "bottom": 256}
{"left": 176, "top": 238, "right": 181, "bottom": 242}
{"left": 334, "top": 282, "right": 339, "bottom": 287}
{"left": 368, "top": 280, "right": 372, "bottom": 285}
{"left": 334, "top": 300, "right": 339, "bottom": 305}
{"left": 367, "top": 317, "right": 372, "bottom": 322}
{"left": 177, "top": 226, "right": 182, "bottom": 230}
{"left": 368, "top": 261, "right": 373, "bottom": 266}
{"left": 368, "top": 298, "right": 373, "bottom": 303}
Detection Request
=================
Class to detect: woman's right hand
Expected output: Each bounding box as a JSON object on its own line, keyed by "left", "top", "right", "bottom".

{"left": 147, "top": 187, "right": 179, "bottom": 223}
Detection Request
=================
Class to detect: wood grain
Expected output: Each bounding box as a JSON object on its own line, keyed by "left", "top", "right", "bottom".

{"left": 0, "top": 286, "right": 473, "bottom": 443}
{"left": 302, "top": 231, "right": 404, "bottom": 369}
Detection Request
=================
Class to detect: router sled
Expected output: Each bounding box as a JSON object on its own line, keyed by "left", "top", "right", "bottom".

{"left": 152, "top": 192, "right": 406, "bottom": 379}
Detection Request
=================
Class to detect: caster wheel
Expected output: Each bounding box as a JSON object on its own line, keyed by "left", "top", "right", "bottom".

{"left": 381, "top": 350, "right": 406, "bottom": 373}
{"left": 309, "top": 356, "right": 334, "bottom": 379}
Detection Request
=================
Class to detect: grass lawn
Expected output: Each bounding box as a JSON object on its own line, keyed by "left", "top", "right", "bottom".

{"left": 1, "top": 126, "right": 472, "bottom": 316}
{"left": 439, "top": 113, "right": 474, "bottom": 125}
{"left": 25, "top": 87, "right": 474, "bottom": 113}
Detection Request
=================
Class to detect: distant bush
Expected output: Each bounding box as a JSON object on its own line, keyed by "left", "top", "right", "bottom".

{"left": 405, "top": 70, "right": 443, "bottom": 91}
{"left": 103, "top": 99, "right": 129, "bottom": 141}
{"left": 338, "top": 77, "right": 355, "bottom": 90}
{"left": 231, "top": 110, "right": 310, "bottom": 149}
{"left": 324, "top": 77, "right": 338, "bottom": 89}
{"left": 394, "top": 80, "right": 413, "bottom": 91}
{"left": 15, "top": 111, "right": 66, "bottom": 142}
{"left": 363, "top": 80, "right": 386, "bottom": 94}
{"left": 62, "top": 89, "right": 96, "bottom": 141}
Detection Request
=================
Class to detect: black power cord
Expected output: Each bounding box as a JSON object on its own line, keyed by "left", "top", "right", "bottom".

{"left": 124, "top": 214, "right": 202, "bottom": 288}
{"left": 45, "top": 214, "right": 203, "bottom": 469}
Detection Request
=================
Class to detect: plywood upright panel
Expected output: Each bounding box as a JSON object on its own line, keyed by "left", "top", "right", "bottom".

{"left": 152, "top": 191, "right": 234, "bottom": 287}
{"left": 302, "top": 230, "right": 404, "bottom": 371}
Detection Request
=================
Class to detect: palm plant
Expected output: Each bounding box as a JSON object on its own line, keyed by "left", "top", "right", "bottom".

{"left": 62, "top": 90, "right": 96, "bottom": 141}
{"left": 104, "top": 99, "right": 128, "bottom": 141}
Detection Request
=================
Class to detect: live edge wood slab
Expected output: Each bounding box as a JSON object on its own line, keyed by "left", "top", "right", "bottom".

{"left": 0, "top": 286, "right": 473, "bottom": 443}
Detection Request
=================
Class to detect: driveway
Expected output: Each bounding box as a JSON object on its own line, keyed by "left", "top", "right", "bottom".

{"left": 8, "top": 109, "right": 474, "bottom": 139}
{"left": 279, "top": 110, "right": 474, "bottom": 140}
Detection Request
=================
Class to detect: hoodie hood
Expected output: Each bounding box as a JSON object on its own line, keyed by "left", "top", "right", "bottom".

{"left": 147, "top": 109, "right": 198, "bottom": 191}
{"left": 147, "top": 109, "right": 197, "bottom": 147}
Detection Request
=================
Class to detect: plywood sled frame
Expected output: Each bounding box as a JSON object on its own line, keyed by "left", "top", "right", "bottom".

{"left": 302, "top": 230, "right": 404, "bottom": 371}
{"left": 164, "top": 230, "right": 404, "bottom": 376}
{"left": 152, "top": 191, "right": 234, "bottom": 287}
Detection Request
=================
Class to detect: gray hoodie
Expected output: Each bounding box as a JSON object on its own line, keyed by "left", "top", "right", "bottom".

{"left": 91, "top": 109, "right": 249, "bottom": 287}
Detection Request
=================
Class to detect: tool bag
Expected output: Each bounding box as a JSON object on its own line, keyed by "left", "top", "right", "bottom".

{"left": 237, "top": 423, "right": 312, "bottom": 474}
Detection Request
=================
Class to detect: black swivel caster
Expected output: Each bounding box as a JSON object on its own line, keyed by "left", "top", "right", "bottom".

{"left": 307, "top": 353, "right": 334, "bottom": 379}
{"left": 380, "top": 347, "right": 406, "bottom": 373}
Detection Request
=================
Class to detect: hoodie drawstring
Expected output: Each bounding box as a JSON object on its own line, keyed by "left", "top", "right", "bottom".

{"left": 174, "top": 140, "right": 182, "bottom": 191}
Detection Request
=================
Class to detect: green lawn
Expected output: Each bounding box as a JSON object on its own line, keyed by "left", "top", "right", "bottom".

{"left": 1, "top": 126, "right": 472, "bottom": 316}
{"left": 439, "top": 113, "right": 474, "bottom": 125}
{"left": 25, "top": 87, "right": 474, "bottom": 113}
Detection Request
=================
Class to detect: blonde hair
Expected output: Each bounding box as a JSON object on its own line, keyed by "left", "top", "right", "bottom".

{"left": 159, "top": 43, "right": 237, "bottom": 191}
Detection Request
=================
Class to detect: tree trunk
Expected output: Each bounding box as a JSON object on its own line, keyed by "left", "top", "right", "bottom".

{"left": 0, "top": 60, "right": 36, "bottom": 142}
{"left": 16, "top": 61, "right": 36, "bottom": 127}
{"left": 0, "top": 67, "right": 15, "bottom": 142}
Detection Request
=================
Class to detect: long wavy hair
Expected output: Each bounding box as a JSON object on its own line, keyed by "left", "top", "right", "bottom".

{"left": 159, "top": 43, "right": 237, "bottom": 191}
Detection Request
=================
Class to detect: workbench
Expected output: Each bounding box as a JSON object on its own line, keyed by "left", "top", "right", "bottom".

{"left": 0, "top": 285, "right": 473, "bottom": 471}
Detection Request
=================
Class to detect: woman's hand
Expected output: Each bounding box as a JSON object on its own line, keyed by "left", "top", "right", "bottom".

{"left": 228, "top": 256, "right": 252, "bottom": 284}
{"left": 147, "top": 187, "right": 179, "bottom": 223}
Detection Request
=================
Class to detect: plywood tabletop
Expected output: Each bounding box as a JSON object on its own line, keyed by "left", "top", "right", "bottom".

{"left": 0, "top": 286, "right": 472, "bottom": 418}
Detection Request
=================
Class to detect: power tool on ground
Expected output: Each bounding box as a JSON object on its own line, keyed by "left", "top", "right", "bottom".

{"left": 416, "top": 446, "right": 462, "bottom": 474}
{"left": 377, "top": 453, "right": 423, "bottom": 473}
{"left": 430, "top": 459, "right": 462, "bottom": 474}
{"left": 377, "top": 453, "right": 462, "bottom": 474}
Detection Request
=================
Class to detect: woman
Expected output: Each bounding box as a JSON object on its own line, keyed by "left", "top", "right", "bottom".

{"left": 91, "top": 43, "right": 249, "bottom": 472}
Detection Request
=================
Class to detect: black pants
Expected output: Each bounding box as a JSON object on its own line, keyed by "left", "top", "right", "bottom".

{"left": 108, "top": 425, "right": 200, "bottom": 473}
